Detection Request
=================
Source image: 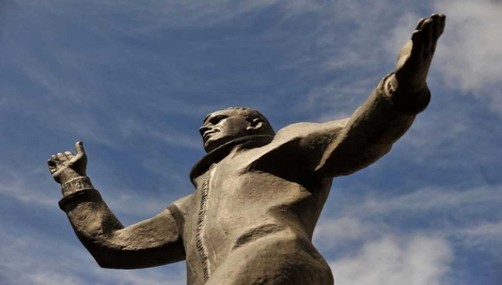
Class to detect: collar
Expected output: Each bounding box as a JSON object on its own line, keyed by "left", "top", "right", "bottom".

{"left": 189, "top": 134, "right": 274, "bottom": 182}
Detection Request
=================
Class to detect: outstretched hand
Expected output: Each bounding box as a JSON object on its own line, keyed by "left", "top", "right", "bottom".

{"left": 48, "top": 141, "right": 87, "bottom": 184}
{"left": 394, "top": 14, "right": 446, "bottom": 93}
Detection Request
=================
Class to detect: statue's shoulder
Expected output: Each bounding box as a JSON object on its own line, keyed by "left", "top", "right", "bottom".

{"left": 274, "top": 119, "right": 348, "bottom": 142}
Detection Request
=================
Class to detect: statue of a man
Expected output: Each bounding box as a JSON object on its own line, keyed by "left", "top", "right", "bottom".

{"left": 48, "top": 14, "right": 445, "bottom": 285}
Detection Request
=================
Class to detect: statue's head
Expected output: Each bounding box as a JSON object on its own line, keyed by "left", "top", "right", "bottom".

{"left": 199, "top": 107, "right": 275, "bottom": 152}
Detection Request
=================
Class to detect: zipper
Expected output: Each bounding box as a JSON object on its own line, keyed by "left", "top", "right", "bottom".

{"left": 195, "top": 164, "right": 215, "bottom": 281}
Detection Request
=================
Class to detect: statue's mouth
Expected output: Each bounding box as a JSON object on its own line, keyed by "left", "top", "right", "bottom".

{"left": 202, "top": 130, "right": 217, "bottom": 142}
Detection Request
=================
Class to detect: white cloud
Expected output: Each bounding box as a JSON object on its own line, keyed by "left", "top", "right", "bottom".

{"left": 0, "top": 230, "right": 186, "bottom": 285}
{"left": 314, "top": 217, "right": 385, "bottom": 250}
{"left": 423, "top": 0, "right": 502, "bottom": 115}
{"left": 330, "top": 235, "right": 453, "bottom": 285}
{"left": 314, "top": 185, "right": 500, "bottom": 284}
{"left": 335, "top": 186, "right": 501, "bottom": 218}
{"left": 303, "top": 77, "right": 379, "bottom": 121}
{"left": 459, "top": 221, "right": 502, "bottom": 239}
{"left": 314, "top": 186, "right": 501, "bottom": 249}
{"left": 0, "top": 166, "right": 55, "bottom": 207}
{"left": 451, "top": 221, "right": 502, "bottom": 254}
{"left": 83, "top": 0, "right": 305, "bottom": 31}
{"left": 434, "top": 0, "right": 502, "bottom": 92}
{"left": 118, "top": 118, "right": 201, "bottom": 149}
{"left": 104, "top": 189, "right": 176, "bottom": 217}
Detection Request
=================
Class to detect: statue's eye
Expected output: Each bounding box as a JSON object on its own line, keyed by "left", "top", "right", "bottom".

{"left": 210, "top": 115, "right": 227, "bottom": 124}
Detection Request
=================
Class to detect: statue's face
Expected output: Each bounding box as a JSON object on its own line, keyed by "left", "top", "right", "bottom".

{"left": 199, "top": 109, "right": 253, "bottom": 152}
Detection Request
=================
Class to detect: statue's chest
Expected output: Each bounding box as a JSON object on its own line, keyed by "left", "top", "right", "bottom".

{"left": 192, "top": 149, "right": 260, "bottom": 194}
{"left": 189, "top": 153, "right": 258, "bottom": 279}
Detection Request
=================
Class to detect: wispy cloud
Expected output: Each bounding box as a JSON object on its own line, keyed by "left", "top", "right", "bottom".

{"left": 0, "top": 230, "right": 186, "bottom": 285}
{"left": 314, "top": 183, "right": 500, "bottom": 283}
{"left": 330, "top": 235, "right": 452, "bottom": 285}
{"left": 0, "top": 165, "right": 55, "bottom": 207}
{"left": 118, "top": 118, "right": 201, "bottom": 149}
{"left": 349, "top": 186, "right": 500, "bottom": 215}
{"left": 434, "top": 0, "right": 502, "bottom": 96}
{"left": 458, "top": 221, "right": 502, "bottom": 239}
{"left": 314, "top": 184, "right": 500, "bottom": 284}
{"left": 315, "top": 186, "right": 501, "bottom": 241}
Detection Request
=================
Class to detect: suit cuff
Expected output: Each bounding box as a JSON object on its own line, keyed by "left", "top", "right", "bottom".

{"left": 59, "top": 188, "right": 102, "bottom": 212}
{"left": 383, "top": 73, "right": 431, "bottom": 114}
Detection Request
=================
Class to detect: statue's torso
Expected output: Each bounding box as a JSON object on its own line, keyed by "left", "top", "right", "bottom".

{"left": 183, "top": 136, "right": 333, "bottom": 283}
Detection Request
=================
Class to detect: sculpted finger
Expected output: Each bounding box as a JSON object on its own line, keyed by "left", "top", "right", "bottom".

{"left": 410, "top": 30, "right": 424, "bottom": 60}
{"left": 415, "top": 17, "right": 427, "bottom": 30}
{"left": 431, "top": 14, "right": 441, "bottom": 40}
{"left": 58, "top": 153, "right": 72, "bottom": 165}
{"left": 47, "top": 157, "right": 64, "bottom": 176}
{"left": 64, "top": 151, "right": 74, "bottom": 160}
{"left": 430, "top": 14, "right": 444, "bottom": 41}
{"left": 48, "top": 159, "right": 57, "bottom": 172}
{"left": 437, "top": 14, "right": 446, "bottom": 39}
{"left": 420, "top": 18, "right": 433, "bottom": 56}
{"left": 75, "top": 141, "right": 86, "bottom": 158}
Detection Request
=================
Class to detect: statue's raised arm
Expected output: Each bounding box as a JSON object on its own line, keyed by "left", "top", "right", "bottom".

{"left": 299, "top": 14, "right": 446, "bottom": 178}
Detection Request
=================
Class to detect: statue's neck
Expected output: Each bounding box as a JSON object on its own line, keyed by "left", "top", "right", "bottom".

{"left": 189, "top": 135, "right": 274, "bottom": 181}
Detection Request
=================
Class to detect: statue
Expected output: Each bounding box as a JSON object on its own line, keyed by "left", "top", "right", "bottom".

{"left": 48, "top": 14, "right": 445, "bottom": 285}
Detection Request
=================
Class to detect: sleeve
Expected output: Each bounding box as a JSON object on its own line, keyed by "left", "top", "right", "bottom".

{"left": 59, "top": 180, "right": 190, "bottom": 269}
{"left": 300, "top": 72, "right": 430, "bottom": 178}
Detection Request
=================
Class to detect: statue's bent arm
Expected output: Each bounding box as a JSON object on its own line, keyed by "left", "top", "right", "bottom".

{"left": 59, "top": 189, "right": 189, "bottom": 269}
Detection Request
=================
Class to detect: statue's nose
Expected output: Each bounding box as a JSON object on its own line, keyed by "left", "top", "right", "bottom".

{"left": 199, "top": 126, "right": 210, "bottom": 136}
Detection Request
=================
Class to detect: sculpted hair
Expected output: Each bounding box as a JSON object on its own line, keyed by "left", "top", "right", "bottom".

{"left": 226, "top": 107, "right": 275, "bottom": 136}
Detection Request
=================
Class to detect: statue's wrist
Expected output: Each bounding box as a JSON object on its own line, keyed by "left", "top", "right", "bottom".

{"left": 57, "top": 168, "right": 82, "bottom": 184}
{"left": 384, "top": 73, "right": 430, "bottom": 114}
{"left": 387, "top": 74, "right": 426, "bottom": 95}
{"left": 61, "top": 176, "right": 95, "bottom": 196}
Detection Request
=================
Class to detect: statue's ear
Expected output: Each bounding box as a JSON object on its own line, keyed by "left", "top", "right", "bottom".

{"left": 246, "top": 118, "right": 264, "bottom": 132}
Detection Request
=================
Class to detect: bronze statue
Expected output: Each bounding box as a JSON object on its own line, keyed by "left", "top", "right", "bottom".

{"left": 48, "top": 14, "right": 445, "bottom": 285}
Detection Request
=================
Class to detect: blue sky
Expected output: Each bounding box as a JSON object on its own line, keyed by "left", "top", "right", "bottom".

{"left": 0, "top": 0, "right": 501, "bottom": 284}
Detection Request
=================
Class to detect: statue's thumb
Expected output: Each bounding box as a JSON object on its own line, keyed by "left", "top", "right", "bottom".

{"left": 75, "top": 141, "right": 86, "bottom": 157}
